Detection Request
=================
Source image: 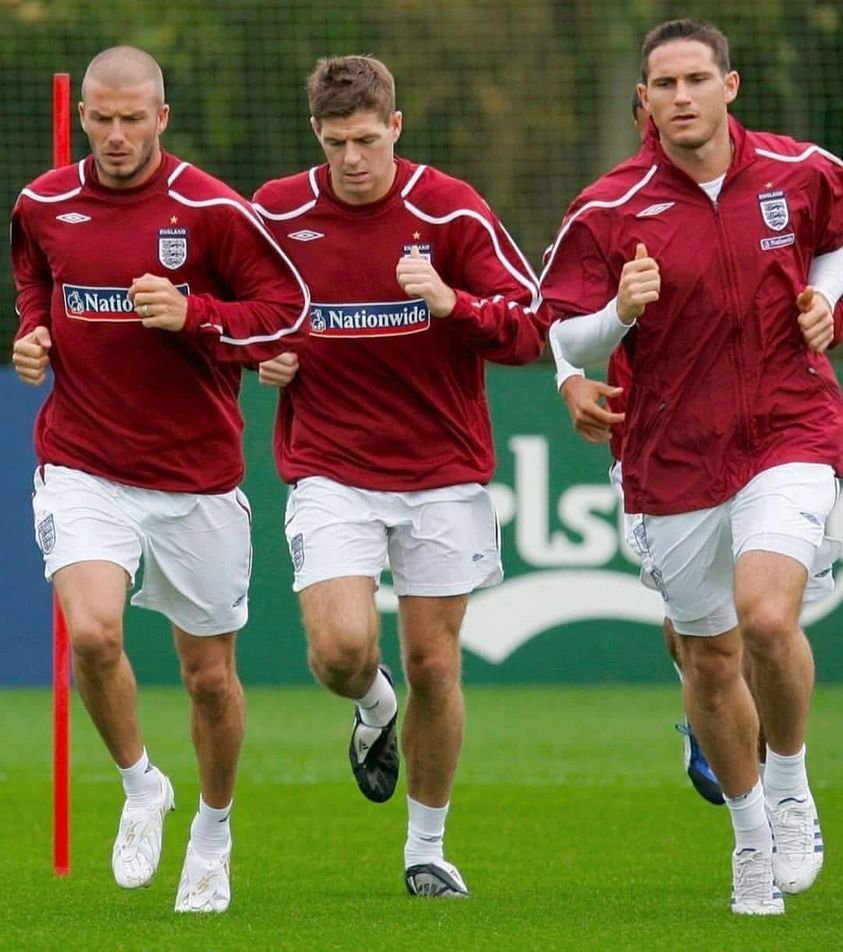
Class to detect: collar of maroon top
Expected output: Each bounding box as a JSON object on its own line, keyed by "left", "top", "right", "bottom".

{"left": 84, "top": 149, "right": 175, "bottom": 196}
{"left": 640, "top": 113, "right": 754, "bottom": 180}
{"left": 318, "top": 156, "right": 414, "bottom": 214}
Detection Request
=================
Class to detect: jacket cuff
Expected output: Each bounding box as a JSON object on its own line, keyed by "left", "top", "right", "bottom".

{"left": 446, "top": 289, "right": 477, "bottom": 323}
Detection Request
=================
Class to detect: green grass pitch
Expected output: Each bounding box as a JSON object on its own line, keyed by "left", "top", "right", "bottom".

{"left": 3, "top": 684, "right": 842, "bottom": 949}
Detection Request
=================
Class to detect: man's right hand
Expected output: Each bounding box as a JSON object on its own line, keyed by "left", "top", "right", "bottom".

{"left": 617, "top": 242, "right": 660, "bottom": 325}
{"left": 560, "top": 375, "right": 625, "bottom": 444}
{"left": 12, "top": 325, "right": 52, "bottom": 386}
{"left": 258, "top": 351, "right": 299, "bottom": 387}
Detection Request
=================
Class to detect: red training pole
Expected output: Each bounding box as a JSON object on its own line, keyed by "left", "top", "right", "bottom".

{"left": 52, "top": 73, "right": 71, "bottom": 167}
{"left": 52, "top": 71, "right": 72, "bottom": 876}
{"left": 52, "top": 594, "right": 70, "bottom": 875}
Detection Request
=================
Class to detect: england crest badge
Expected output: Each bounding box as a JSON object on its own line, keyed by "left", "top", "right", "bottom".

{"left": 37, "top": 514, "right": 56, "bottom": 554}
{"left": 158, "top": 227, "right": 188, "bottom": 270}
{"left": 290, "top": 532, "right": 305, "bottom": 572}
{"left": 758, "top": 190, "right": 789, "bottom": 232}
{"left": 402, "top": 241, "right": 432, "bottom": 262}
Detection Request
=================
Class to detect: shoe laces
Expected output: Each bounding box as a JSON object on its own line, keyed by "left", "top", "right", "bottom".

{"left": 770, "top": 798, "right": 815, "bottom": 860}
{"left": 733, "top": 849, "right": 774, "bottom": 903}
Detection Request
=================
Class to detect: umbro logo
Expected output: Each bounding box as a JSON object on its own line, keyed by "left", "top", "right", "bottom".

{"left": 56, "top": 212, "right": 91, "bottom": 224}
{"left": 288, "top": 229, "right": 324, "bottom": 241}
{"left": 636, "top": 202, "right": 675, "bottom": 218}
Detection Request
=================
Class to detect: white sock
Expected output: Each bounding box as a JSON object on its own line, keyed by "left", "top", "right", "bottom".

{"left": 355, "top": 668, "right": 397, "bottom": 728}
{"left": 763, "top": 744, "right": 809, "bottom": 804}
{"left": 404, "top": 797, "right": 448, "bottom": 868}
{"left": 725, "top": 780, "right": 772, "bottom": 854}
{"left": 190, "top": 796, "right": 232, "bottom": 858}
{"left": 117, "top": 747, "right": 160, "bottom": 802}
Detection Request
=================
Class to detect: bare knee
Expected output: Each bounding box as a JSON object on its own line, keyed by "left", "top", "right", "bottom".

{"left": 307, "top": 623, "right": 374, "bottom": 687}
{"left": 404, "top": 644, "right": 460, "bottom": 699}
{"left": 680, "top": 634, "right": 741, "bottom": 699}
{"left": 70, "top": 614, "right": 124, "bottom": 672}
{"left": 299, "top": 581, "right": 379, "bottom": 691}
{"left": 181, "top": 656, "right": 236, "bottom": 706}
{"left": 740, "top": 604, "right": 797, "bottom": 662}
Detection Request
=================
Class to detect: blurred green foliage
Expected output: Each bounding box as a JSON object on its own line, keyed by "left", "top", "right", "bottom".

{"left": 1, "top": 0, "right": 841, "bottom": 358}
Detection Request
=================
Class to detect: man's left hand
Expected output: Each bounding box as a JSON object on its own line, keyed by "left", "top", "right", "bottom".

{"left": 129, "top": 273, "right": 189, "bottom": 332}
{"left": 395, "top": 245, "right": 457, "bottom": 317}
{"left": 797, "top": 285, "right": 833, "bottom": 353}
{"left": 259, "top": 351, "right": 299, "bottom": 387}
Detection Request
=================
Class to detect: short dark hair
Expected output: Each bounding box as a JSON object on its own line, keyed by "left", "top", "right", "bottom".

{"left": 640, "top": 19, "right": 731, "bottom": 82}
{"left": 307, "top": 55, "right": 395, "bottom": 123}
{"left": 631, "top": 88, "right": 643, "bottom": 119}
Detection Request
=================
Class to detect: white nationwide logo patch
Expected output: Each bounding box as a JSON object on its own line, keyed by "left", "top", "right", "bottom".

{"left": 758, "top": 190, "right": 789, "bottom": 232}
{"left": 288, "top": 229, "right": 324, "bottom": 241}
{"left": 56, "top": 212, "right": 91, "bottom": 224}
{"left": 158, "top": 227, "right": 188, "bottom": 270}
{"left": 636, "top": 202, "right": 675, "bottom": 218}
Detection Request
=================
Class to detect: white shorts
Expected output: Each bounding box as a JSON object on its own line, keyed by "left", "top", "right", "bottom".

{"left": 610, "top": 461, "right": 658, "bottom": 589}
{"left": 637, "top": 463, "right": 839, "bottom": 636}
{"left": 32, "top": 464, "right": 252, "bottom": 636}
{"left": 284, "top": 476, "right": 503, "bottom": 596}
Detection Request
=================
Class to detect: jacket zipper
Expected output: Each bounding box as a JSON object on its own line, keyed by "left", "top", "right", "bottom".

{"left": 709, "top": 196, "right": 752, "bottom": 453}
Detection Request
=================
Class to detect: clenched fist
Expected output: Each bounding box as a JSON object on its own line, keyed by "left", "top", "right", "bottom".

{"left": 617, "top": 243, "right": 660, "bottom": 325}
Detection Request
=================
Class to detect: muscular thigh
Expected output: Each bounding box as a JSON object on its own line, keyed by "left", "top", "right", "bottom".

{"left": 299, "top": 576, "right": 379, "bottom": 646}
{"left": 173, "top": 625, "right": 237, "bottom": 677}
{"left": 399, "top": 594, "right": 468, "bottom": 680}
{"left": 734, "top": 551, "right": 806, "bottom": 633}
{"left": 399, "top": 594, "right": 469, "bottom": 648}
{"left": 53, "top": 560, "right": 129, "bottom": 642}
